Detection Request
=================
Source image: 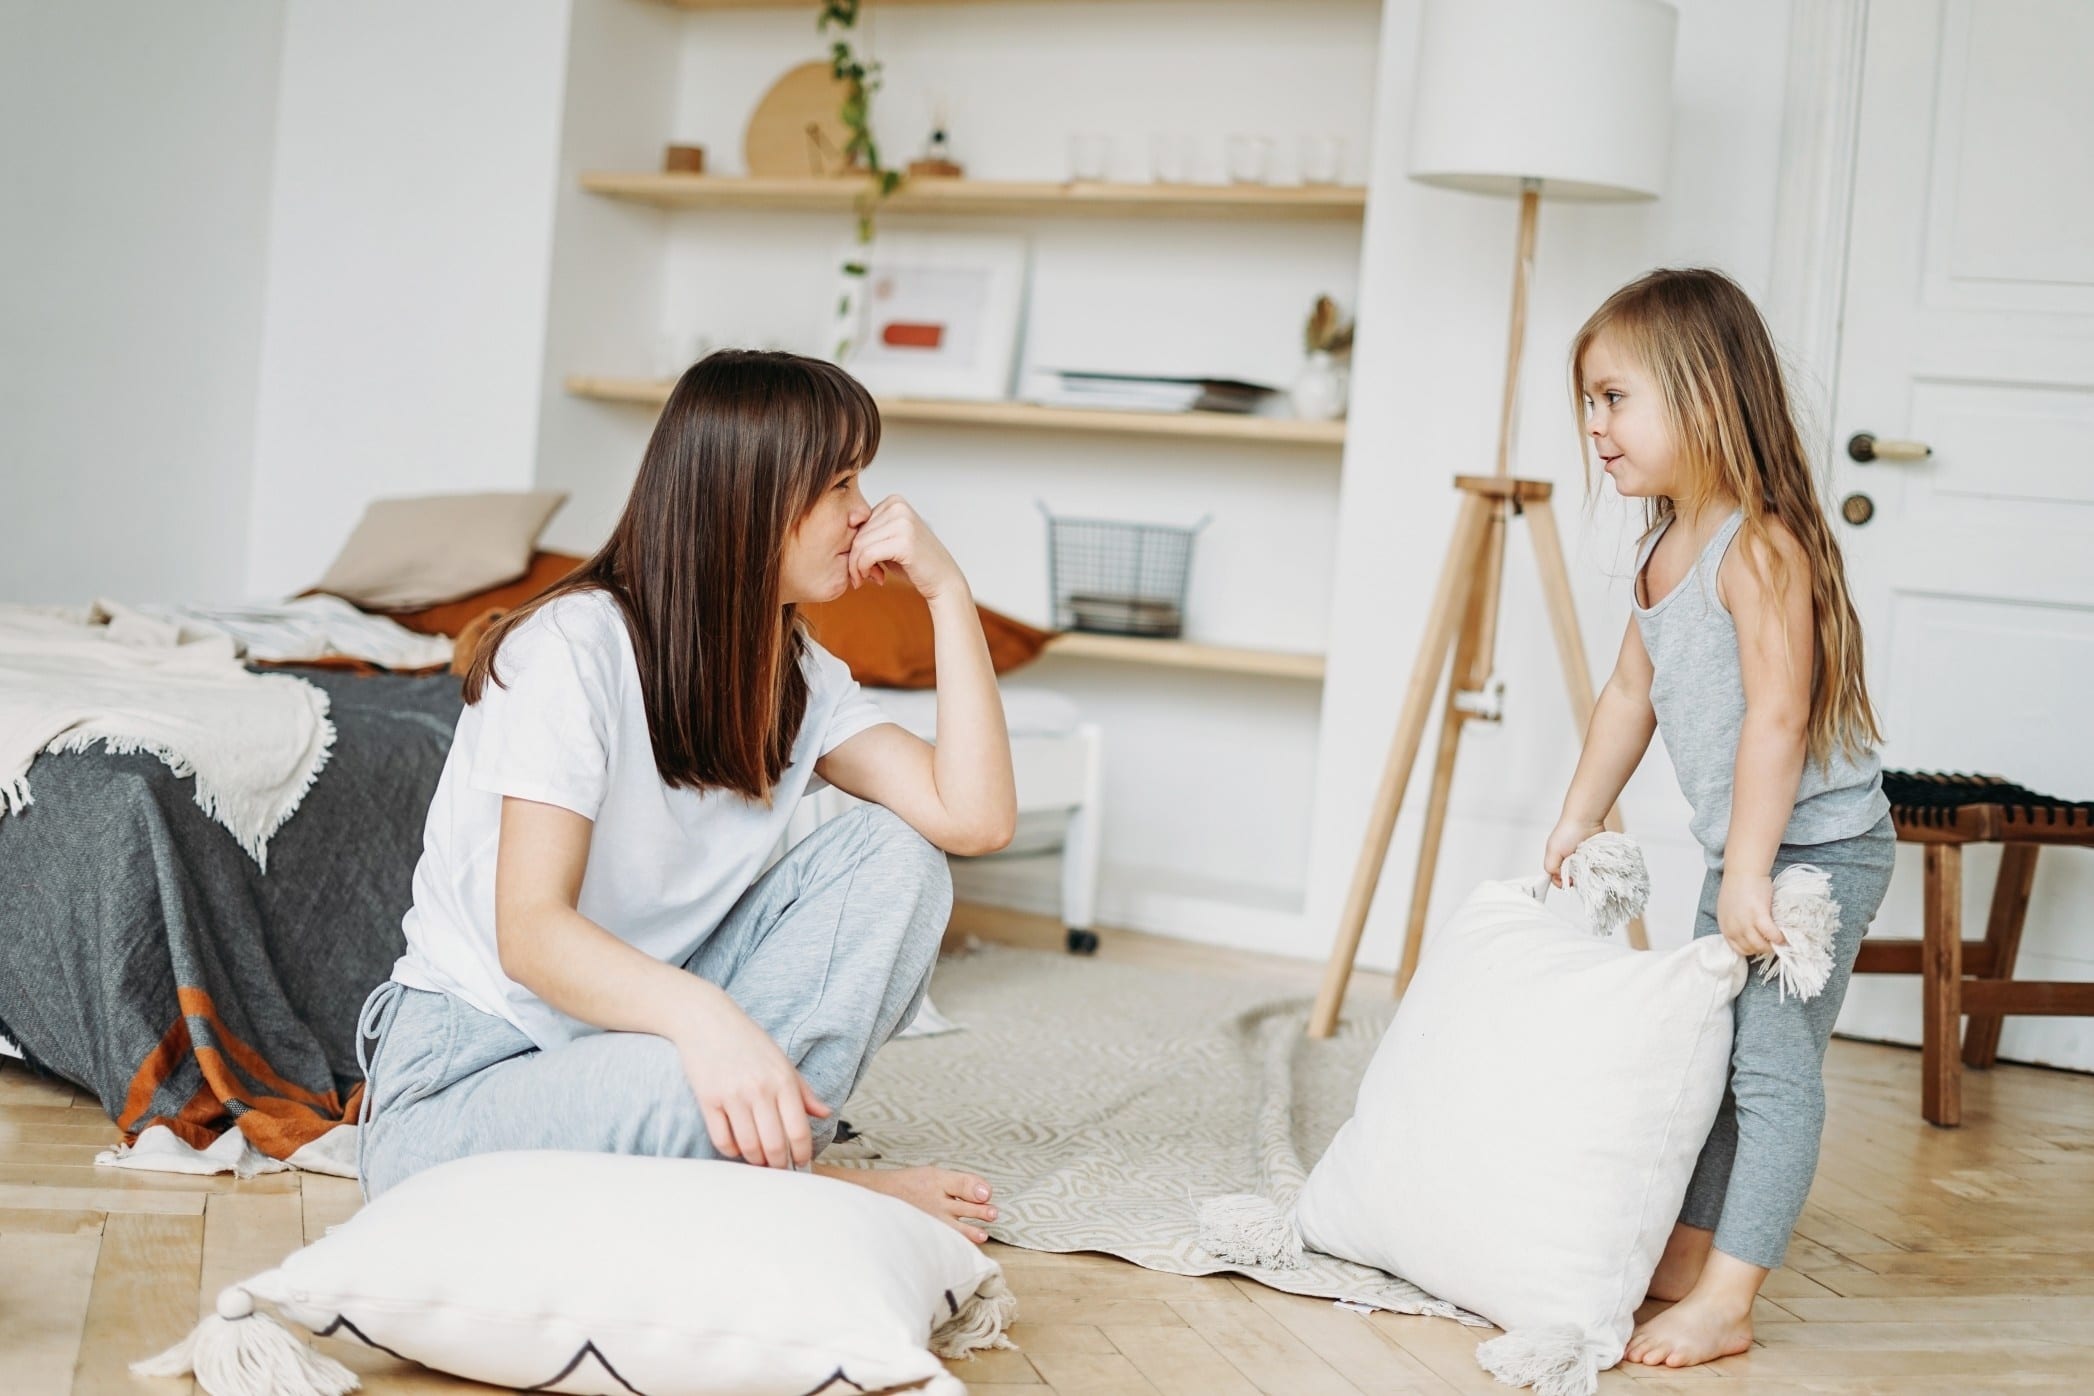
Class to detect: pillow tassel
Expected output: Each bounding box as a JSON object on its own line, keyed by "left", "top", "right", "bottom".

{"left": 1758, "top": 863, "right": 1840, "bottom": 1002}
{"left": 1559, "top": 833, "right": 1650, "bottom": 939}
{"left": 131, "top": 1281, "right": 360, "bottom": 1396}
{"left": 1195, "top": 1192, "right": 1304, "bottom": 1270}
{"left": 1474, "top": 1323, "right": 1613, "bottom": 1396}
{"left": 929, "top": 1271, "right": 1018, "bottom": 1359}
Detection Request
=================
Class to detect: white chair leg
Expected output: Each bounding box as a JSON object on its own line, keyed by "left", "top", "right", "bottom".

{"left": 1060, "top": 724, "right": 1104, "bottom": 947}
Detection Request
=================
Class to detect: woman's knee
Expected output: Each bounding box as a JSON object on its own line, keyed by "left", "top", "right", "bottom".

{"left": 850, "top": 805, "right": 954, "bottom": 913}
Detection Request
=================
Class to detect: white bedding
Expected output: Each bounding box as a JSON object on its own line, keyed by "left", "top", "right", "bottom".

{"left": 139, "top": 594, "right": 455, "bottom": 670}
{"left": 0, "top": 600, "right": 335, "bottom": 867}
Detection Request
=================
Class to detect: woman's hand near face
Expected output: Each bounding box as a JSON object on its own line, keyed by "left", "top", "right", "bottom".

{"left": 847, "top": 496, "right": 965, "bottom": 601}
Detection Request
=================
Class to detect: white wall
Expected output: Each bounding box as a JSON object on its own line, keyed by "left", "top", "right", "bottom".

{"left": 1304, "top": 0, "right": 1797, "bottom": 973}
{"left": 532, "top": 0, "right": 684, "bottom": 556}
{"left": 0, "top": 2, "right": 285, "bottom": 605}
{"left": 243, "top": 0, "right": 574, "bottom": 601}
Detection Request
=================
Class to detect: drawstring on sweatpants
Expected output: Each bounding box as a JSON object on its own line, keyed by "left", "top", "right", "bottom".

{"left": 353, "top": 980, "right": 407, "bottom": 1185}
{"left": 355, "top": 981, "right": 406, "bottom": 1123}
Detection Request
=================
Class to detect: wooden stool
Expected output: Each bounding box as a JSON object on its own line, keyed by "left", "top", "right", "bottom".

{"left": 1853, "top": 773, "right": 2094, "bottom": 1126}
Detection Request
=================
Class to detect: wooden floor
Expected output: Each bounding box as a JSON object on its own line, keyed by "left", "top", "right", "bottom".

{"left": 6, "top": 907, "right": 2093, "bottom": 1395}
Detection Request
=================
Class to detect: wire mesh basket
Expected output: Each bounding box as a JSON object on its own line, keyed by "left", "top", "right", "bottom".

{"left": 1039, "top": 502, "right": 1211, "bottom": 639}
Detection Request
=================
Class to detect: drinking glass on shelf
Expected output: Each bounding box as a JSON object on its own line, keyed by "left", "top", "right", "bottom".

{"left": 1299, "top": 133, "right": 1346, "bottom": 186}
{"left": 1149, "top": 133, "right": 1196, "bottom": 185}
{"left": 1226, "top": 134, "right": 1273, "bottom": 185}
{"left": 1067, "top": 132, "right": 1111, "bottom": 183}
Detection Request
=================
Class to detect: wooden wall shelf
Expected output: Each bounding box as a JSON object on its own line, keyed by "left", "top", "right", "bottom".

{"left": 1045, "top": 632, "right": 1326, "bottom": 681}
{"left": 655, "top": 1, "right": 1365, "bottom": 13}
{"left": 564, "top": 376, "right": 1346, "bottom": 447}
{"left": 579, "top": 173, "right": 1366, "bottom": 222}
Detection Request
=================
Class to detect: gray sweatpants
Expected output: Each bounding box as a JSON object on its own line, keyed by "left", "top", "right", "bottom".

{"left": 355, "top": 804, "right": 952, "bottom": 1199}
{"left": 1678, "top": 816, "right": 1896, "bottom": 1269}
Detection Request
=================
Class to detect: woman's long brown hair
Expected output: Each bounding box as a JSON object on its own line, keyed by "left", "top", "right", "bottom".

{"left": 462, "top": 349, "right": 881, "bottom": 803}
{"left": 1569, "top": 267, "right": 1882, "bottom": 766}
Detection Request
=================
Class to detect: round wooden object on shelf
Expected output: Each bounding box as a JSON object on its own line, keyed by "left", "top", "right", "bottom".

{"left": 907, "top": 158, "right": 964, "bottom": 179}
{"left": 744, "top": 61, "right": 855, "bottom": 177}
{"left": 662, "top": 143, "right": 706, "bottom": 174}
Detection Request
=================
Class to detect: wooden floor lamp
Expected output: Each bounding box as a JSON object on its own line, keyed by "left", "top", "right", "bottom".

{"left": 1308, "top": 0, "right": 1679, "bottom": 1038}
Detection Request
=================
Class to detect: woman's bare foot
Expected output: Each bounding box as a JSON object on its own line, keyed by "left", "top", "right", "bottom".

{"left": 816, "top": 1163, "right": 997, "bottom": 1243}
{"left": 1645, "top": 1221, "right": 1714, "bottom": 1302}
{"left": 1624, "top": 1293, "right": 1752, "bottom": 1366}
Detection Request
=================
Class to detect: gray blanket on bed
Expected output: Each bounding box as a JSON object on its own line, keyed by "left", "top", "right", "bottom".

{"left": 0, "top": 667, "right": 460, "bottom": 1158}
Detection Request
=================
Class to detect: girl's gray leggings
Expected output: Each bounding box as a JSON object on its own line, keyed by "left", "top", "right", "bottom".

{"left": 355, "top": 803, "right": 951, "bottom": 1199}
{"left": 1679, "top": 816, "right": 1896, "bottom": 1269}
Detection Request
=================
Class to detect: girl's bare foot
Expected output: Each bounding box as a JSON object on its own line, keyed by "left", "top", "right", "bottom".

{"left": 1645, "top": 1221, "right": 1714, "bottom": 1302}
{"left": 1623, "top": 1292, "right": 1752, "bottom": 1366}
{"left": 1628, "top": 1248, "right": 1764, "bottom": 1368}
{"left": 816, "top": 1163, "right": 998, "bottom": 1243}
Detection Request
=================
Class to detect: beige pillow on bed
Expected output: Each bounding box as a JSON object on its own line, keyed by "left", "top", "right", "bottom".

{"left": 311, "top": 491, "right": 568, "bottom": 609}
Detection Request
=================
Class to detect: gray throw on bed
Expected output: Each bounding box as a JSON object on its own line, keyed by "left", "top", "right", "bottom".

{"left": 0, "top": 667, "right": 460, "bottom": 1160}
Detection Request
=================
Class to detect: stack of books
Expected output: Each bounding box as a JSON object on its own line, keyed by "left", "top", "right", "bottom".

{"left": 1020, "top": 369, "right": 1277, "bottom": 416}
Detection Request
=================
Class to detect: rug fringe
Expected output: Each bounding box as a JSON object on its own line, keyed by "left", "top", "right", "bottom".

{"left": 1197, "top": 1192, "right": 1304, "bottom": 1270}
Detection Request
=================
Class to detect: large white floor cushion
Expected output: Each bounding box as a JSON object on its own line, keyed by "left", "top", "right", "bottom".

{"left": 1296, "top": 877, "right": 1745, "bottom": 1396}
{"left": 137, "top": 1150, "right": 1013, "bottom": 1396}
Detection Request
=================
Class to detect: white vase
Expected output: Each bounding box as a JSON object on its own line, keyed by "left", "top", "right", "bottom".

{"left": 1290, "top": 350, "right": 1348, "bottom": 421}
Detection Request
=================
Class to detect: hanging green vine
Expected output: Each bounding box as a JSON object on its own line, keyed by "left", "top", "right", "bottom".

{"left": 818, "top": 0, "right": 902, "bottom": 245}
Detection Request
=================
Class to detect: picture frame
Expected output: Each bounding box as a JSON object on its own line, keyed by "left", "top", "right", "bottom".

{"left": 832, "top": 232, "right": 1031, "bottom": 402}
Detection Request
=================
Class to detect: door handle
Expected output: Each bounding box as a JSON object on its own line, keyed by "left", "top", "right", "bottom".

{"left": 1847, "top": 432, "right": 1932, "bottom": 463}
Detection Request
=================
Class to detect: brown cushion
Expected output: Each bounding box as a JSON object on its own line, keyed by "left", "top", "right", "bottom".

{"left": 310, "top": 491, "right": 569, "bottom": 610}
{"left": 801, "top": 576, "right": 1053, "bottom": 688}
{"left": 384, "top": 551, "right": 590, "bottom": 638}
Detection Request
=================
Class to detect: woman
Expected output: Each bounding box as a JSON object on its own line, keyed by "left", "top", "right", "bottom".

{"left": 356, "top": 350, "right": 1016, "bottom": 1242}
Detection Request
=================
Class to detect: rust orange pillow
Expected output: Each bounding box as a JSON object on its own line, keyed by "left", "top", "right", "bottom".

{"left": 383, "top": 552, "right": 589, "bottom": 637}
{"left": 801, "top": 575, "right": 1052, "bottom": 689}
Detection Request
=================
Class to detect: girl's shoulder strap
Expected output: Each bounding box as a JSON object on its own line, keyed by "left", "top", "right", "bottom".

{"left": 1633, "top": 513, "right": 1674, "bottom": 572}
{"left": 1700, "top": 508, "right": 1748, "bottom": 576}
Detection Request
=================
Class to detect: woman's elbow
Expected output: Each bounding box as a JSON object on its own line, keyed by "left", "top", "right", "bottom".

{"left": 493, "top": 907, "right": 545, "bottom": 985}
{"left": 945, "top": 810, "right": 1017, "bottom": 858}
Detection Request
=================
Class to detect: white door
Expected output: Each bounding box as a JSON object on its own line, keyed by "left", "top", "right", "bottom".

{"left": 1829, "top": 0, "right": 2094, "bottom": 1070}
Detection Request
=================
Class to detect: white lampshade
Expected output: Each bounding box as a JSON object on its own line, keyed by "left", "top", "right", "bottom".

{"left": 1408, "top": 0, "right": 1677, "bottom": 201}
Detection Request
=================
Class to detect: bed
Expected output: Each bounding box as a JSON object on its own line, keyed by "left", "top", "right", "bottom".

{"left": 0, "top": 663, "right": 461, "bottom": 1171}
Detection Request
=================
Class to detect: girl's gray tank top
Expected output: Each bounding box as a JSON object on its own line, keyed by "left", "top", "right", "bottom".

{"left": 1633, "top": 509, "right": 1889, "bottom": 867}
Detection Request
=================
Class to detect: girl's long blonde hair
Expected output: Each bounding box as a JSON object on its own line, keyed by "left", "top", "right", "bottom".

{"left": 1570, "top": 267, "right": 1881, "bottom": 766}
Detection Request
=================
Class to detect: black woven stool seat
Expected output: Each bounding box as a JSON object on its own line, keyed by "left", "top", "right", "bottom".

{"left": 1884, "top": 770, "right": 2094, "bottom": 834}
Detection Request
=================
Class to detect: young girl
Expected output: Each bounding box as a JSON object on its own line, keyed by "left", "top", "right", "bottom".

{"left": 355, "top": 350, "right": 1017, "bottom": 1244}
{"left": 1543, "top": 269, "right": 1894, "bottom": 1367}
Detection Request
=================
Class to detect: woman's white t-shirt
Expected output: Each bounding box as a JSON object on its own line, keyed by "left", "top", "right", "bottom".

{"left": 391, "top": 589, "right": 891, "bottom": 1048}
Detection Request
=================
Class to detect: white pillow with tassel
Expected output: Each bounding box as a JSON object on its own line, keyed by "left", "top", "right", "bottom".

{"left": 136, "top": 1149, "right": 1014, "bottom": 1396}
{"left": 1283, "top": 836, "right": 1838, "bottom": 1396}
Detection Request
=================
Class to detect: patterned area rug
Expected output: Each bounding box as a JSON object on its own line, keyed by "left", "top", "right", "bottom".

{"left": 840, "top": 943, "right": 1473, "bottom": 1321}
